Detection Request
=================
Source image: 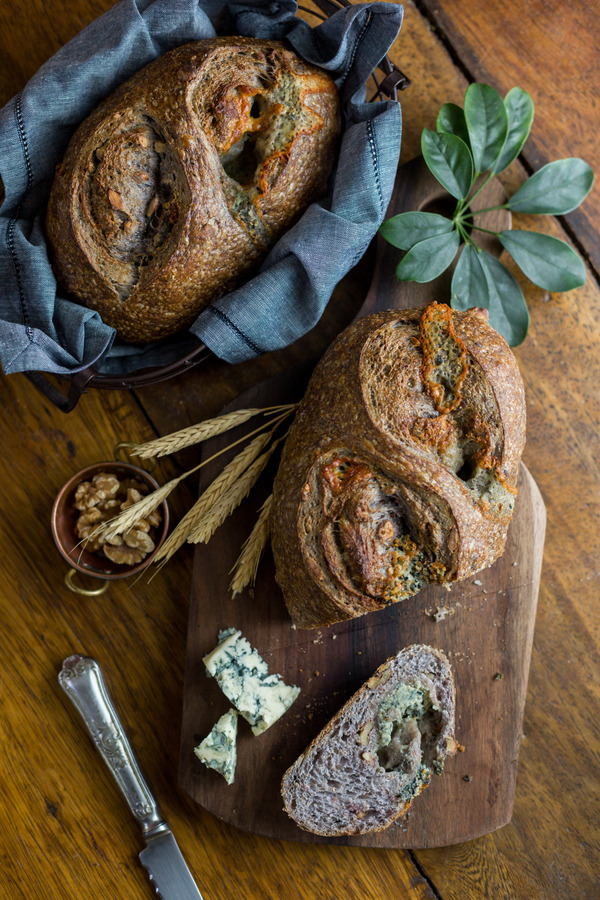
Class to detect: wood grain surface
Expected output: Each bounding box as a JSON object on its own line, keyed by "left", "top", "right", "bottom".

{"left": 0, "top": 0, "right": 599, "bottom": 898}
{"left": 417, "top": 0, "right": 600, "bottom": 273}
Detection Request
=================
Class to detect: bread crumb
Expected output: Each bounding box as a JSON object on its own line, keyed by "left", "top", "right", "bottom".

{"left": 423, "top": 602, "right": 461, "bottom": 621}
{"left": 434, "top": 605, "right": 455, "bottom": 621}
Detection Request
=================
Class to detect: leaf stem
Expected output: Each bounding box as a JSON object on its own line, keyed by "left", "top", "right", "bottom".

{"left": 464, "top": 171, "right": 496, "bottom": 208}
{"left": 455, "top": 220, "right": 474, "bottom": 245}
{"left": 460, "top": 202, "right": 509, "bottom": 218}
{"left": 469, "top": 224, "right": 502, "bottom": 236}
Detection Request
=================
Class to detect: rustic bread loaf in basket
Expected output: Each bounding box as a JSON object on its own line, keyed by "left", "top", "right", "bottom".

{"left": 0, "top": 0, "right": 408, "bottom": 409}
{"left": 45, "top": 37, "right": 342, "bottom": 345}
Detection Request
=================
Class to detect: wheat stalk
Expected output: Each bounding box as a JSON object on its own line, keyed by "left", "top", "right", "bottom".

{"left": 131, "top": 405, "right": 295, "bottom": 459}
{"left": 186, "top": 436, "right": 284, "bottom": 546}
{"left": 91, "top": 407, "right": 294, "bottom": 548}
{"left": 152, "top": 429, "right": 274, "bottom": 565}
{"left": 91, "top": 478, "right": 183, "bottom": 544}
{"left": 229, "top": 494, "right": 273, "bottom": 597}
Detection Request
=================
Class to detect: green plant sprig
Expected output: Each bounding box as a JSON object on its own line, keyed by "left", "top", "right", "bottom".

{"left": 379, "top": 83, "right": 594, "bottom": 345}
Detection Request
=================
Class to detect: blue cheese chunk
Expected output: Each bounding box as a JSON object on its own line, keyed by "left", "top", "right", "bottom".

{"left": 194, "top": 708, "right": 238, "bottom": 784}
{"left": 203, "top": 628, "right": 300, "bottom": 735}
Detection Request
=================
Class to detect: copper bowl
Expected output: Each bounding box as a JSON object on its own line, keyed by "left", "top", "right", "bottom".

{"left": 51, "top": 461, "right": 170, "bottom": 588}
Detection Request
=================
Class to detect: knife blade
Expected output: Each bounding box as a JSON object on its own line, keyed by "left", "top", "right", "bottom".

{"left": 59, "top": 653, "right": 204, "bottom": 900}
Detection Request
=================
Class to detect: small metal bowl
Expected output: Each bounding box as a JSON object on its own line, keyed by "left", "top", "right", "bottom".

{"left": 51, "top": 461, "right": 170, "bottom": 594}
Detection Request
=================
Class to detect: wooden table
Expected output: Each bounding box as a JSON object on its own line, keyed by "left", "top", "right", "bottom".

{"left": 1, "top": 1, "right": 599, "bottom": 897}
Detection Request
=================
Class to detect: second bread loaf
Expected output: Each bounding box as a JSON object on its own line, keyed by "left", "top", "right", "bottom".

{"left": 271, "top": 303, "right": 526, "bottom": 628}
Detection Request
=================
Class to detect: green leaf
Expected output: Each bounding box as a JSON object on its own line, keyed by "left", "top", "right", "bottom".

{"left": 464, "top": 83, "right": 508, "bottom": 173}
{"left": 451, "top": 245, "right": 529, "bottom": 345}
{"left": 499, "top": 229, "right": 586, "bottom": 291}
{"left": 437, "top": 103, "right": 471, "bottom": 149}
{"left": 508, "top": 158, "right": 594, "bottom": 214}
{"left": 396, "top": 230, "right": 460, "bottom": 283}
{"left": 491, "top": 87, "right": 534, "bottom": 174}
{"left": 451, "top": 244, "right": 489, "bottom": 307}
{"left": 379, "top": 212, "right": 455, "bottom": 251}
{"left": 421, "top": 129, "right": 474, "bottom": 200}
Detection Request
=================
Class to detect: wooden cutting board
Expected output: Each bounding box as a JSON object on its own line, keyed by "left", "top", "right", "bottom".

{"left": 178, "top": 158, "right": 546, "bottom": 848}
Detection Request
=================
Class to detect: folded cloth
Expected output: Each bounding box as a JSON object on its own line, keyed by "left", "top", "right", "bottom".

{"left": 0, "top": 0, "right": 403, "bottom": 377}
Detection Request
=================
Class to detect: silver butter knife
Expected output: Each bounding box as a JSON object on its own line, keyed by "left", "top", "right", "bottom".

{"left": 59, "top": 654, "right": 204, "bottom": 900}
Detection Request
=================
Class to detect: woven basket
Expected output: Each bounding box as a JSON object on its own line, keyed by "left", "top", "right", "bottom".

{"left": 30, "top": 0, "right": 409, "bottom": 412}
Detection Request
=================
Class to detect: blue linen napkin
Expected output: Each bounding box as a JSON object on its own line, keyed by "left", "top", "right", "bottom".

{"left": 0, "top": 0, "right": 403, "bottom": 376}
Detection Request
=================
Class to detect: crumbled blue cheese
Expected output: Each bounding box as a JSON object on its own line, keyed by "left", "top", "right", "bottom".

{"left": 194, "top": 709, "right": 238, "bottom": 784}
{"left": 203, "top": 628, "right": 300, "bottom": 735}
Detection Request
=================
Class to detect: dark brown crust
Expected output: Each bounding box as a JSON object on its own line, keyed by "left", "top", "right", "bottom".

{"left": 270, "top": 304, "right": 526, "bottom": 629}
{"left": 45, "top": 38, "right": 341, "bottom": 343}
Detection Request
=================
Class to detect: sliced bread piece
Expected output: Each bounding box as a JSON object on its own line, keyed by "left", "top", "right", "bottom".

{"left": 281, "top": 645, "right": 456, "bottom": 835}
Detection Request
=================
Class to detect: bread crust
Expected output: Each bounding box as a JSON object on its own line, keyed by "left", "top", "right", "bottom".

{"left": 281, "top": 644, "right": 456, "bottom": 836}
{"left": 45, "top": 38, "right": 340, "bottom": 343}
{"left": 271, "top": 304, "right": 526, "bottom": 628}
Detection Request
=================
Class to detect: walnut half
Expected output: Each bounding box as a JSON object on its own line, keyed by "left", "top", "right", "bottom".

{"left": 74, "top": 472, "right": 161, "bottom": 567}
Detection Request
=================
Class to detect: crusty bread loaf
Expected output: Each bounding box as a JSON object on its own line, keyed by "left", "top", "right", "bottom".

{"left": 281, "top": 644, "right": 456, "bottom": 836}
{"left": 271, "top": 303, "right": 526, "bottom": 628}
{"left": 45, "top": 38, "right": 340, "bottom": 343}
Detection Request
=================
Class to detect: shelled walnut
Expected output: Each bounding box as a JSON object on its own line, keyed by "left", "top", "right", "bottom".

{"left": 74, "top": 473, "right": 162, "bottom": 566}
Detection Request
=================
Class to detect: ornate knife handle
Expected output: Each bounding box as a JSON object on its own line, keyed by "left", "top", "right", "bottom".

{"left": 59, "top": 654, "right": 167, "bottom": 837}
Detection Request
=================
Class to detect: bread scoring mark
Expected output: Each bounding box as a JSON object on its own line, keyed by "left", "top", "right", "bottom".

{"left": 315, "top": 455, "right": 449, "bottom": 605}
{"left": 420, "top": 301, "right": 468, "bottom": 414}
{"left": 192, "top": 43, "right": 338, "bottom": 250}
{"left": 416, "top": 305, "right": 517, "bottom": 512}
{"left": 361, "top": 305, "right": 516, "bottom": 517}
{"left": 79, "top": 113, "right": 185, "bottom": 300}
